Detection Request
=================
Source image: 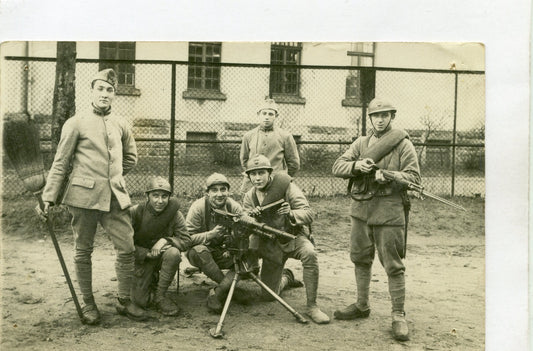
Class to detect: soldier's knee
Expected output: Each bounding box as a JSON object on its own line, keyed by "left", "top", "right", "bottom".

{"left": 350, "top": 249, "right": 373, "bottom": 266}
{"left": 163, "top": 247, "right": 182, "bottom": 264}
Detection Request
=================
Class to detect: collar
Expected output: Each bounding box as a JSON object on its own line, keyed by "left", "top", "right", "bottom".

{"left": 259, "top": 125, "right": 274, "bottom": 132}
{"left": 92, "top": 104, "right": 112, "bottom": 116}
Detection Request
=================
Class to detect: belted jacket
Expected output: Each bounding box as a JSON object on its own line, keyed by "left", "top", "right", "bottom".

{"left": 332, "top": 128, "right": 420, "bottom": 226}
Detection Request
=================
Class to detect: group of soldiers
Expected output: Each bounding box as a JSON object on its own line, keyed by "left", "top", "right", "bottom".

{"left": 39, "top": 68, "right": 420, "bottom": 342}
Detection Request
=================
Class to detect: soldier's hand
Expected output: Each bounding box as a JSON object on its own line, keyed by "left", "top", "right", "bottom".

{"left": 375, "top": 170, "right": 388, "bottom": 184}
{"left": 249, "top": 206, "right": 262, "bottom": 217}
{"left": 208, "top": 225, "right": 225, "bottom": 240}
{"left": 355, "top": 158, "right": 375, "bottom": 173}
{"left": 34, "top": 201, "right": 51, "bottom": 222}
{"left": 150, "top": 238, "right": 168, "bottom": 257}
{"left": 276, "top": 202, "right": 291, "bottom": 216}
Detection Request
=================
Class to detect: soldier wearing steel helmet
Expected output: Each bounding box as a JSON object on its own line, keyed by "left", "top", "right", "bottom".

{"left": 332, "top": 98, "right": 421, "bottom": 341}
{"left": 242, "top": 155, "right": 330, "bottom": 324}
{"left": 185, "top": 173, "right": 244, "bottom": 312}
{"left": 127, "top": 176, "right": 191, "bottom": 316}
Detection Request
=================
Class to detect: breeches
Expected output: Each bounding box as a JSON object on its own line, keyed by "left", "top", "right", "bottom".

{"left": 259, "top": 235, "right": 318, "bottom": 298}
{"left": 186, "top": 244, "right": 234, "bottom": 271}
{"left": 350, "top": 216, "right": 405, "bottom": 277}
{"left": 132, "top": 247, "right": 182, "bottom": 307}
{"left": 68, "top": 196, "right": 135, "bottom": 299}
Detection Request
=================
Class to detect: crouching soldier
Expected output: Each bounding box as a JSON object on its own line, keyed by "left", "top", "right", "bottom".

{"left": 242, "top": 155, "right": 330, "bottom": 324}
{"left": 128, "top": 176, "right": 191, "bottom": 316}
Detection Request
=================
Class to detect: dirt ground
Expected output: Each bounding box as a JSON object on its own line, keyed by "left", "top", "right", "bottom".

{"left": 0, "top": 195, "right": 484, "bottom": 351}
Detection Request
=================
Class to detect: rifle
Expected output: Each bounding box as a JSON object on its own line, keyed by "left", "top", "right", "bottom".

{"left": 377, "top": 168, "right": 467, "bottom": 212}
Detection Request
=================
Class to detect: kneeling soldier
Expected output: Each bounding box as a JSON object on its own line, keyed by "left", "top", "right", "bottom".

{"left": 128, "top": 176, "right": 191, "bottom": 316}
{"left": 243, "top": 155, "right": 330, "bottom": 324}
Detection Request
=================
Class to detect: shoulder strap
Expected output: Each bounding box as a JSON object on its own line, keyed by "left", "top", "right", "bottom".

{"left": 360, "top": 129, "right": 408, "bottom": 163}
{"left": 204, "top": 196, "right": 211, "bottom": 230}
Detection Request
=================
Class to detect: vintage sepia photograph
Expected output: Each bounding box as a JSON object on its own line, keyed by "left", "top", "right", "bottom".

{"left": 1, "top": 41, "right": 486, "bottom": 350}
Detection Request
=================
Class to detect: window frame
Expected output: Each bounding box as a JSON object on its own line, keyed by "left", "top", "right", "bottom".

{"left": 183, "top": 42, "right": 226, "bottom": 101}
{"left": 98, "top": 41, "right": 140, "bottom": 96}
{"left": 269, "top": 42, "right": 305, "bottom": 105}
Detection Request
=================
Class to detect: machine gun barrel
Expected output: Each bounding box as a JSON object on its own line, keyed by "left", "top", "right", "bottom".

{"left": 212, "top": 208, "right": 297, "bottom": 241}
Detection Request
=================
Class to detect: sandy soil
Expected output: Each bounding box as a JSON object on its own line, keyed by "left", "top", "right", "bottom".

{"left": 1, "top": 196, "right": 484, "bottom": 351}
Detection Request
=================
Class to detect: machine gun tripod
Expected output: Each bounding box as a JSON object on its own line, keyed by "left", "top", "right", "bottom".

{"left": 208, "top": 208, "right": 308, "bottom": 338}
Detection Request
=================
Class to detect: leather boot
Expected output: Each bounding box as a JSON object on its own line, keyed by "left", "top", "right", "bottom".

{"left": 116, "top": 297, "right": 149, "bottom": 321}
{"left": 207, "top": 271, "right": 235, "bottom": 313}
{"left": 307, "top": 305, "right": 330, "bottom": 324}
{"left": 80, "top": 297, "right": 101, "bottom": 325}
{"left": 154, "top": 293, "right": 180, "bottom": 316}
{"left": 334, "top": 303, "right": 370, "bottom": 320}
{"left": 279, "top": 268, "right": 303, "bottom": 291}
{"left": 392, "top": 311, "right": 409, "bottom": 341}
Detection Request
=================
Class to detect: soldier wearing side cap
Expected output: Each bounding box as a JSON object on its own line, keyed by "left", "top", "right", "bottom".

{"left": 127, "top": 176, "right": 191, "bottom": 316}
{"left": 239, "top": 98, "right": 300, "bottom": 194}
{"left": 40, "top": 69, "right": 147, "bottom": 324}
{"left": 332, "top": 98, "right": 421, "bottom": 341}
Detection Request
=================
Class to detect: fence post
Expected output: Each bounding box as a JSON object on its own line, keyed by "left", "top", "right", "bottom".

{"left": 169, "top": 63, "right": 176, "bottom": 191}
{"left": 451, "top": 72, "right": 458, "bottom": 197}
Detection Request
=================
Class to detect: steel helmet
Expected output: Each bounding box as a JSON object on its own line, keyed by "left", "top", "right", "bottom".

{"left": 145, "top": 176, "right": 172, "bottom": 194}
{"left": 205, "top": 173, "right": 230, "bottom": 191}
{"left": 368, "top": 98, "right": 397, "bottom": 115}
{"left": 245, "top": 154, "right": 273, "bottom": 174}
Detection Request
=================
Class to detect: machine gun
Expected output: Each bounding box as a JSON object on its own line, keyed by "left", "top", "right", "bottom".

{"left": 208, "top": 203, "right": 307, "bottom": 338}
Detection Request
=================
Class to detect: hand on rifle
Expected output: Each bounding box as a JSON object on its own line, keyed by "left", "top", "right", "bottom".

{"left": 35, "top": 201, "right": 52, "bottom": 222}
{"left": 375, "top": 170, "right": 389, "bottom": 184}
{"left": 355, "top": 158, "right": 375, "bottom": 173}
{"left": 276, "top": 202, "right": 294, "bottom": 221}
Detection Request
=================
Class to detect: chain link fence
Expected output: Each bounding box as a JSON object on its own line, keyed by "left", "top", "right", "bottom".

{"left": 2, "top": 57, "right": 484, "bottom": 199}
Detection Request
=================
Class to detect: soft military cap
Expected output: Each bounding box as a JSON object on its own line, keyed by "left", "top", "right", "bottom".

{"left": 257, "top": 98, "right": 279, "bottom": 114}
{"left": 92, "top": 68, "right": 118, "bottom": 91}
{"left": 146, "top": 176, "right": 172, "bottom": 194}
{"left": 205, "top": 173, "right": 230, "bottom": 191}
{"left": 245, "top": 154, "right": 273, "bottom": 174}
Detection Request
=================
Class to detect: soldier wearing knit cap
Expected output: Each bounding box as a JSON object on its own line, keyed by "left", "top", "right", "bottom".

{"left": 239, "top": 98, "right": 300, "bottom": 194}
{"left": 41, "top": 68, "right": 147, "bottom": 324}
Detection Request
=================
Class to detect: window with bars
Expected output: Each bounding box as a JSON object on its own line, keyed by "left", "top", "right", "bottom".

{"left": 99, "top": 42, "right": 139, "bottom": 95}
{"left": 343, "top": 43, "right": 375, "bottom": 107}
{"left": 269, "top": 42, "right": 305, "bottom": 104}
{"left": 183, "top": 42, "right": 226, "bottom": 100}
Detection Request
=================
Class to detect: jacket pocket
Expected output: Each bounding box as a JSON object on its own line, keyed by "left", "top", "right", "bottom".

{"left": 70, "top": 176, "right": 95, "bottom": 189}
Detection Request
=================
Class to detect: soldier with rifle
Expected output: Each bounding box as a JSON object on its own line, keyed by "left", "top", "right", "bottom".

{"left": 332, "top": 98, "right": 421, "bottom": 341}
{"left": 243, "top": 155, "right": 330, "bottom": 324}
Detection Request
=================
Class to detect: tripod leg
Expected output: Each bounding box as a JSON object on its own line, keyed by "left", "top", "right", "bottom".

{"left": 248, "top": 272, "right": 308, "bottom": 324}
{"left": 209, "top": 270, "right": 239, "bottom": 338}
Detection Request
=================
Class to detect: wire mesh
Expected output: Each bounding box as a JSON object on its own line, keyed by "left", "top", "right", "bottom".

{"left": 2, "top": 57, "right": 485, "bottom": 199}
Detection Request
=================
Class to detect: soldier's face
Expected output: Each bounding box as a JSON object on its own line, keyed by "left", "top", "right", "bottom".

{"left": 91, "top": 80, "right": 115, "bottom": 109}
{"left": 248, "top": 169, "right": 270, "bottom": 190}
{"left": 370, "top": 111, "right": 393, "bottom": 132}
{"left": 258, "top": 109, "right": 277, "bottom": 129}
{"left": 148, "top": 190, "right": 170, "bottom": 213}
{"left": 208, "top": 184, "right": 229, "bottom": 208}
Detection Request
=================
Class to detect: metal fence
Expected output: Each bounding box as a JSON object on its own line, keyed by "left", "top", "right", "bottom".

{"left": 2, "top": 57, "right": 485, "bottom": 199}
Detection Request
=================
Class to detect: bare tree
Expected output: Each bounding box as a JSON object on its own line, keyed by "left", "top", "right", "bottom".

{"left": 51, "top": 42, "right": 76, "bottom": 152}
{"left": 417, "top": 108, "right": 448, "bottom": 162}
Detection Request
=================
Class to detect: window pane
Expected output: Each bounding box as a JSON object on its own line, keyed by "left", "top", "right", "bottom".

{"left": 187, "top": 42, "right": 221, "bottom": 91}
